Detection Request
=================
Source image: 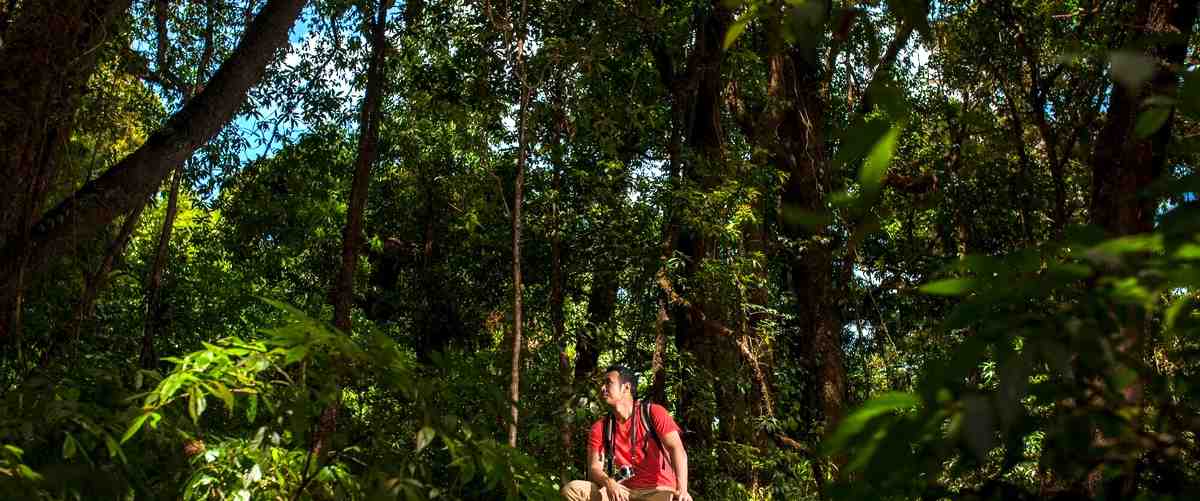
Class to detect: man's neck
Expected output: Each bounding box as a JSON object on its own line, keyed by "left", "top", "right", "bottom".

{"left": 613, "top": 399, "right": 634, "bottom": 421}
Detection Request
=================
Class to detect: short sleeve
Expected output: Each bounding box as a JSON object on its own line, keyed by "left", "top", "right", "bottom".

{"left": 588, "top": 419, "right": 605, "bottom": 454}
{"left": 649, "top": 404, "right": 681, "bottom": 438}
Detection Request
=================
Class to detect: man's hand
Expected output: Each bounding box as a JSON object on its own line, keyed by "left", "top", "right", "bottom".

{"left": 604, "top": 478, "right": 631, "bottom": 501}
{"left": 672, "top": 488, "right": 693, "bottom": 501}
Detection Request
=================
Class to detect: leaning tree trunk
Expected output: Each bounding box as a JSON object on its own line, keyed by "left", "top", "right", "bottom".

{"left": 0, "top": 0, "right": 309, "bottom": 340}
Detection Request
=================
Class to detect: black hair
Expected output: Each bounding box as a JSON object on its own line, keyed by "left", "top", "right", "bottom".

{"left": 605, "top": 364, "right": 638, "bottom": 399}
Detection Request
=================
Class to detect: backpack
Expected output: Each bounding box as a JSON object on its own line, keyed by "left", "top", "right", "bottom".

{"left": 602, "top": 400, "right": 665, "bottom": 478}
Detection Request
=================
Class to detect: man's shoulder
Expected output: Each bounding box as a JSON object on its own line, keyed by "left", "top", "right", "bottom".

{"left": 645, "top": 401, "right": 672, "bottom": 417}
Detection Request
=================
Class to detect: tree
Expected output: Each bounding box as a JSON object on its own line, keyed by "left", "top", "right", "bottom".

{"left": 0, "top": 0, "right": 308, "bottom": 341}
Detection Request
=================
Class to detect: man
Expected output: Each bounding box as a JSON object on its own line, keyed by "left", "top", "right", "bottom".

{"left": 561, "top": 365, "right": 692, "bottom": 501}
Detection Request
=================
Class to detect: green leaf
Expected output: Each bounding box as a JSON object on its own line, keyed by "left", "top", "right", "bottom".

{"left": 417, "top": 426, "right": 436, "bottom": 452}
{"left": 1135, "top": 106, "right": 1171, "bottom": 138}
{"left": 824, "top": 392, "right": 918, "bottom": 453}
{"left": 859, "top": 124, "right": 903, "bottom": 200}
{"left": 122, "top": 412, "right": 152, "bottom": 444}
{"left": 188, "top": 386, "right": 207, "bottom": 424}
{"left": 104, "top": 435, "right": 125, "bottom": 463}
{"left": 920, "top": 278, "right": 977, "bottom": 296}
{"left": 724, "top": 9, "right": 754, "bottom": 50}
{"left": 204, "top": 381, "right": 235, "bottom": 413}
{"left": 247, "top": 394, "right": 259, "bottom": 423}
{"left": 16, "top": 464, "right": 43, "bottom": 481}
{"left": 833, "top": 119, "right": 891, "bottom": 170}
{"left": 62, "top": 433, "right": 78, "bottom": 459}
{"left": 1109, "top": 51, "right": 1156, "bottom": 92}
{"left": 780, "top": 205, "right": 832, "bottom": 230}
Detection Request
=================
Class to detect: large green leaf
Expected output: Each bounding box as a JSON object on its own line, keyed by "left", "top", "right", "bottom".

{"left": 824, "top": 391, "right": 919, "bottom": 454}
{"left": 859, "top": 124, "right": 904, "bottom": 200}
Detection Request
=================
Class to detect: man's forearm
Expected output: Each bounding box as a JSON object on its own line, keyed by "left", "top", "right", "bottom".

{"left": 671, "top": 447, "right": 688, "bottom": 491}
{"left": 589, "top": 464, "right": 608, "bottom": 484}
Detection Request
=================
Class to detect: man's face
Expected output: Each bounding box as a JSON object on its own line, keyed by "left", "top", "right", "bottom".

{"left": 600, "top": 371, "right": 626, "bottom": 405}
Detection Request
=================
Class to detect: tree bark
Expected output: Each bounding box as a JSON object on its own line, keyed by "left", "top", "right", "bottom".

{"left": 0, "top": 0, "right": 309, "bottom": 341}
{"left": 1085, "top": 0, "right": 1197, "bottom": 496}
{"left": 0, "top": 0, "right": 131, "bottom": 245}
{"left": 332, "top": 0, "right": 390, "bottom": 333}
{"left": 548, "top": 92, "right": 573, "bottom": 471}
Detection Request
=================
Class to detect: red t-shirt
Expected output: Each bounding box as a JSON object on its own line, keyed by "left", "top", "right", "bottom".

{"left": 588, "top": 402, "right": 682, "bottom": 490}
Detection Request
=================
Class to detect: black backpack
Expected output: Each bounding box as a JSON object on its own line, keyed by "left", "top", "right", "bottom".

{"left": 602, "top": 400, "right": 665, "bottom": 478}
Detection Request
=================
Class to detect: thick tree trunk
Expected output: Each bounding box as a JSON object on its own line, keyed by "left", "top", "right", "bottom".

{"left": 0, "top": 0, "right": 308, "bottom": 341}
{"left": 412, "top": 180, "right": 465, "bottom": 362}
{"left": 140, "top": 164, "right": 184, "bottom": 368}
{"left": 1085, "top": 0, "right": 1197, "bottom": 496}
{"left": 332, "top": 0, "right": 390, "bottom": 333}
{"left": 772, "top": 11, "right": 847, "bottom": 481}
{"left": 0, "top": 0, "right": 133, "bottom": 342}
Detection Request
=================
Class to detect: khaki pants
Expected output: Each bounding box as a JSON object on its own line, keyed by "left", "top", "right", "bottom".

{"left": 560, "top": 480, "right": 673, "bottom": 501}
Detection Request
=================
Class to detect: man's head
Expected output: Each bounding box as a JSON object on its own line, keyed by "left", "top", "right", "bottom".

{"left": 600, "top": 364, "right": 637, "bottom": 406}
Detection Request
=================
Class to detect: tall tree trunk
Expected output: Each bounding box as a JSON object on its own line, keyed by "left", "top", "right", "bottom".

{"left": 332, "top": 0, "right": 390, "bottom": 333}
{"left": 771, "top": 3, "right": 844, "bottom": 482}
{"left": 507, "top": 0, "right": 529, "bottom": 449}
{"left": 140, "top": 164, "right": 184, "bottom": 368}
{"left": 317, "top": 0, "right": 389, "bottom": 462}
{"left": 548, "top": 97, "right": 573, "bottom": 473}
{"left": 0, "top": 0, "right": 309, "bottom": 341}
{"left": 138, "top": 0, "right": 217, "bottom": 368}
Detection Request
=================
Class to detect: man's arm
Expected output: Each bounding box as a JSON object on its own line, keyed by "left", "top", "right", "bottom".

{"left": 587, "top": 446, "right": 608, "bottom": 484}
{"left": 661, "top": 430, "right": 691, "bottom": 501}
{"left": 589, "top": 444, "right": 630, "bottom": 501}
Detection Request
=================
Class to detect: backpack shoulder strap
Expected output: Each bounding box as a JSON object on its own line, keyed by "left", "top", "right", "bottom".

{"left": 603, "top": 413, "right": 615, "bottom": 476}
{"left": 640, "top": 401, "right": 663, "bottom": 451}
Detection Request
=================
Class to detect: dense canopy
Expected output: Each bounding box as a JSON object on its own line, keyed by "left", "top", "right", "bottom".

{"left": 3, "top": 0, "right": 1200, "bottom": 499}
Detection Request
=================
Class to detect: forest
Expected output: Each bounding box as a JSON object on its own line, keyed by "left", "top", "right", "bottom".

{"left": 2, "top": 0, "right": 1200, "bottom": 499}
